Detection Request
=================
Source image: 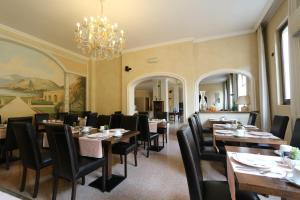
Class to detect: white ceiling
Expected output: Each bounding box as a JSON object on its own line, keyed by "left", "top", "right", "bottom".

{"left": 0, "top": 0, "right": 272, "bottom": 55}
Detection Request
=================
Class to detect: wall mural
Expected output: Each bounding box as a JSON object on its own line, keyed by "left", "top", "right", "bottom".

{"left": 68, "top": 73, "right": 86, "bottom": 113}
{"left": 0, "top": 40, "right": 85, "bottom": 120}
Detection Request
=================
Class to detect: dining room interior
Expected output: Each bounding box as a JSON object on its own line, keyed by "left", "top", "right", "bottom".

{"left": 0, "top": 0, "right": 300, "bottom": 200}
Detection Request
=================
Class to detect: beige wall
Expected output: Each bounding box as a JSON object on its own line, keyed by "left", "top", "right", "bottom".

{"left": 265, "top": 0, "right": 292, "bottom": 142}
{"left": 121, "top": 33, "right": 258, "bottom": 119}
{"left": 91, "top": 33, "right": 259, "bottom": 119}
{"left": 92, "top": 58, "right": 122, "bottom": 115}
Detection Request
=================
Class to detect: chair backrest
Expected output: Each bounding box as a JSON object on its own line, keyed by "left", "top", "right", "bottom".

{"left": 114, "top": 111, "right": 122, "bottom": 114}
{"left": 45, "top": 124, "right": 78, "bottom": 180}
{"left": 138, "top": 112, "right": 149, "bottom": 117}
{"left": 120, "top": 115, "right": 138, "bottom": 131}
{"left": 290, "top": 118, "right": 300, "bottom": 148}
{"left": 177, "top": 125, "right": 204, "bottom": 200}
{"left": 86, "top": 112, "right": 98, "bottom": 128}
{"left": 138, "top": 114, "right": 150, "bottom": 140}
{"left": 64, "top": 114, "right": 79, "bottom": 126}
{"left": 247, "top": 112, "right": 258, "bottom": 126}
{"left": 5, "top": 116, "right": 33, "bottom": 151}
{"left": 35, "top": 113, "right": 49, "bottom": 123}
{"left": 155, "top": 112, "right": 168, "bottom": 120}
{"left": 110, "top": 114, "right": 123, "bottom": 129}
{"left": 193, "top": 114, "right": 204, "bottom": 139}
{"left": 81, "top": 111, "right": 91, "bottom": 118}
{"left": 13, "top": 122, "right": 42, "bottom": 169}
{"left": 270, "top": 115, "right": 289, "bottom": 139}
{"left": 188, "top": 116, "right": 202, "bottom": 155}
{"left": 97, "top": 115, "right": 111, "bottom": 128}
{"left": 56, "top": 112, "right": 68, "bottom": 121}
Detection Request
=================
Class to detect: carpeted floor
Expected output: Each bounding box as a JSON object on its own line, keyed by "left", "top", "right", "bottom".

{"left": 0, "top": 123, "right": 279, "bottom": 200}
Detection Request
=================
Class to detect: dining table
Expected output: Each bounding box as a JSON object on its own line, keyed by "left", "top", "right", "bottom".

{"left": 208, "top": 118, "right": 237, "bottom": 128}
{"left": 0, "top": 126, "right": 6, "bottom": 139}
{"left": 213, "top": 124, "right": 287, "bottom": 152}
{"left": 226, "top": 146, "right": 300, "bottom": 200}
{"left": 84, "top": 130, "right": 140, "bottom": 192}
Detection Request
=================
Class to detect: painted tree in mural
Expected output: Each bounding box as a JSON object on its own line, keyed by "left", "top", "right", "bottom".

{"left": 69, "top": 75, "right": 86, "bottom": 113}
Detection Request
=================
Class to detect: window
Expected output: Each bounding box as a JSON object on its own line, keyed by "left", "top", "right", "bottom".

{"left": 237, "top": 74, "right": 247, "bottom": 97}
{"left": 279, "top": 23, "right": 291, "bottom": 105}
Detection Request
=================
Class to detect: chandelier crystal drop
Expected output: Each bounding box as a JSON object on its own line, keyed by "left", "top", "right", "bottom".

{"left": 74, "top": 0, "right": 125, "bottom": 60}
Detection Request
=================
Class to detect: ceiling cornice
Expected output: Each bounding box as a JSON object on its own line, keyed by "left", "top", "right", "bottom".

{"left": 0, "top": 23, "right": 89, "bottom": 63}
{"left": 193, "top": 29, "right": 255, "bottom": 43}
{"left": 122, "top": 38, "right": 194, "bottom": 54}
{"left": 253, "top": 0, "right": 274, "bottom": 29}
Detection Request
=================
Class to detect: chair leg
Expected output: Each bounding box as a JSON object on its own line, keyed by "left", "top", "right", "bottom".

{"left": 147, "top": 140, "right": 150, "bottom": 158}
{"left": 162, "top": 134, "right": 165, "bottom": 147}
{"left": 20, "top": 166, "right": 27, "bottom": 192}
{"left": 71, "top": 181, "right": 77, "bottom": 200}
{"left": 124, "top": 155, "right": 127, "bottom": 178}
{"left": 143, "top": 141, "right": 146, "bottom": 149}
{"left": 166, "top": 133, "right": 168, "bottom": 143}
{"left": 81, "top": 176, "right": 85, "bottom": 185}
{"left": 33, "top": 170, "right": 40, "bottom": 198}
{"left": 52, "top": 177, "right": 59, "bottom": 200}
{"left": 120, "top": 155, "right": 123, "bottom": 164}
{"left": 5, "top": 151, "right": 9, "bottom": 170}
{"left": 134, "top": 148, "right": 137, "bottom": 167}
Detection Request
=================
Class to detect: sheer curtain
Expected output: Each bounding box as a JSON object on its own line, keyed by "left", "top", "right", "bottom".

{"left": 257, "top": 26, "right": 271, "bottom": 131}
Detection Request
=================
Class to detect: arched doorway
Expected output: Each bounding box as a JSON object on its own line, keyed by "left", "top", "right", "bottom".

{"left": 127, "top": 72, "right": 188, "bottom": 121}
{"left": 194, "top": 69, "right": 257, "bottom": 112}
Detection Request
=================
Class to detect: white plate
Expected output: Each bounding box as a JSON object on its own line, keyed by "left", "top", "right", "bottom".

{"left": 113, "top": 133, "right": 123, "bottom": 137}
{"left": 109, "top": 128, "right": 125, "bottom": 132}
{"left": 232, "top": 153, "right": 273, "bottom": 169}
{"left": 286, "top": 176, "right": 300, "bottom": 187}
{"left": 87, "top": 133, "right": 101, "bottom": 139}
{"left": 248, "top": 131, "right": 273, "bottom": 137}
{"left": 215, "top": 130, "right": 234, "bottom": 134}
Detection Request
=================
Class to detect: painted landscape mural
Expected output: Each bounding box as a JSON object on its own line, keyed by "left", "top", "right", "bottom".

{"left": 69, "top": 73, "right": 86, "bottom": 113}
{"left": 0, "top": 40, "right": 65, "bottom": 119}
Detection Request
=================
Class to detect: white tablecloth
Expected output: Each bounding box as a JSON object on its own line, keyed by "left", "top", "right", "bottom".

{"left": 149, "top": 122, "right": 158, "bottom": 132}
{"left": 79, "top": 136, "right": 103, "bottom": 158}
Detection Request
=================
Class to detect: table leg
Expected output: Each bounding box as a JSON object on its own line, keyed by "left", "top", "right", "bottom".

{"left": 104, "top": 142, "right": 112, "bottom": 180}
{"left": 227, "top": 156, "right": 236, "bottom": 200}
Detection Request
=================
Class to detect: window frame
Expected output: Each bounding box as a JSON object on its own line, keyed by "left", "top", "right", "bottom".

{"left": 278, "top": 21, "right": 291, "bottom": 105}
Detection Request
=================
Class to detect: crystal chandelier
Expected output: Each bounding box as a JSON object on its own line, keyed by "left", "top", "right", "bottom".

{"left": 74, "top": 0, "right": 125, "bottom": 60}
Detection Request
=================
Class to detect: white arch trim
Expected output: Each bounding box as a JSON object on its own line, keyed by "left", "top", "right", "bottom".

{"left": 127, "top": 72, "right": 188, "bottom": 121}
{"left": 194, "top": 68, "right": 257, "bottom": 112}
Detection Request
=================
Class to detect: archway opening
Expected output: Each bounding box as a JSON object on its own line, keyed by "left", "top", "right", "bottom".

{"left": 194, "top": 69, "right": 256, "bottom": 112}
{"left": 127, "top": 73, "right": 187, "bottom": 122}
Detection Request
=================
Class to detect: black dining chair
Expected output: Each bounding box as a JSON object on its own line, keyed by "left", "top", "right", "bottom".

{"left": 1, "top": 116, "right": 33, "bottom": 170}
{"left": 193, "top": 114, "right": 213, "bottom": 146}
{"left": 45, "top": 124, "right": 106, "bottom": 200}
{"left": 81, "top": 111, "right": 91, "bottom": 118}
{"left": 112, "top": 115, "right": 138, "bottom": 178}
{"left": 188, "top": 116, "right": 225, "bottom": 163}
{"left": 270, "top": 115, "right": 289, "bottom": 139}
{"left": 64, "top": 113, "right": 79, "bottom": 126}
{"left": 56, "top": 112, "right": 68, "bottom": 121}
{"left": 13, "top": 122, "right": 52, "bottom": 198}
{"left": 177, "top": 125, "right": 259, "bottom": 200}
{"left": 86, "top": 112, "right": 98, "bottom": 128}
{"left": 110, "top": 114, "right": 123, "bottom": 129}
{"left": 97, "top": 115, "right": 111, "bottom": 128}
{"left": 138, "top": 115, "right": 159, "bottom": 157}
{"left": 35, "top": 113, "right": 49, "bottom": 133}
{"left": 247, "top": 112, "right": 258, "bottom": 126}
{"left": 290, "top": 118, "right": 300, "bottom": 148}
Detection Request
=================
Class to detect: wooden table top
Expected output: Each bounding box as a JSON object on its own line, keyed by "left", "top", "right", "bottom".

{"left": 213, "top": 125, "right": 287, "bottom": 146}
{"left": 226, "top": 146, "right": 300, "bottom": 200}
